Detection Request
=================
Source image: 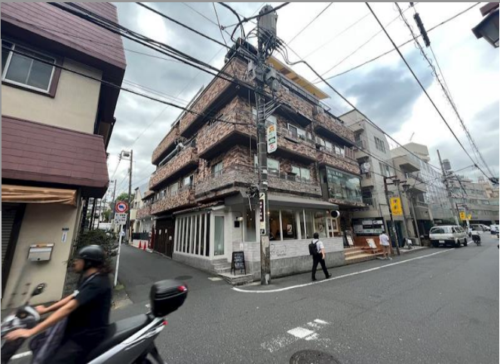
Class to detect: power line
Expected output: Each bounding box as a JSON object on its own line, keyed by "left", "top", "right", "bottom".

{"left": 312, "top": 4, "right": 414, "bottom": 83}
{"left": 2, "top": 45, "right": 249, "bottom": 130}
{"left": 396, "top": 3, "right": 495, "bottom": 179}
{"left": 212, "top": 3, "right": 229, "bottom": 47}
{"left": 366, "top": 2, "right": 493, "bottom": 183}
{"left": 131, "top": 48, "right": 225, "bottom": 147}
{"left": 303, "top": 12, "right": 372, "bottom": 59}
{"left": 275, "top": 38, "right": 444, "bottom": 173}
{"left": 136, "top": 2, "right": 230, "bottom": 50}
{"left": 324, "top": 3, "right": 481, "bottom": 80}
{"left": 287, "top": 3, "right": 334, "bottom": 45}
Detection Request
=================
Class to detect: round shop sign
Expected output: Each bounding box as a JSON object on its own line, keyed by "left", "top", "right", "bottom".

{"left": 115, "top": 201, "right": 129, "bottom": 213}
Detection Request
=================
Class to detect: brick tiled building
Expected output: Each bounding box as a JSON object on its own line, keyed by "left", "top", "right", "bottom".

{"left": 147, "top": 41, "right": 362, "bottom": 279}
{"left": 1, "top": 3, "right": 125, "bottom": 306}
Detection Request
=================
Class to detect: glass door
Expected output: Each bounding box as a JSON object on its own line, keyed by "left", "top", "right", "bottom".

{"left": 214, "top": 216, "right": 225, "bottom": 256}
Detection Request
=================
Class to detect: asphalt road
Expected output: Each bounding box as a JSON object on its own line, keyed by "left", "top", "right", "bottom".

{"left": 113, "top": 235, "right": 499, "bottom": 364}
{"left": 9, "top": 235, "right": 499, "bottom": 363}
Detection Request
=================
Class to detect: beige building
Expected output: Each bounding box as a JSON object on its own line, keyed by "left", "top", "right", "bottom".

{"left": 1, "top": 3, "right": 125, "bottom": 307}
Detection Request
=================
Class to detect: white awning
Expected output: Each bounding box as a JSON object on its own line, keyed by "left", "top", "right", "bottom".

{"left": 268, "top": 194, "right": 338, "bottom": 210}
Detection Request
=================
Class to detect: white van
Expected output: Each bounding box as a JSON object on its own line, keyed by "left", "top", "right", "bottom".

{"left": 429, "top": 225, "right": 468, "bottom": 248}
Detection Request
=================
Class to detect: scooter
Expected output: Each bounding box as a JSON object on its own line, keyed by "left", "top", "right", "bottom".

{"left": 1, "top": 279, "right": 188, "bottom": 364}
{"left": 472, "top": 234, "right": 481, "bottom": 246}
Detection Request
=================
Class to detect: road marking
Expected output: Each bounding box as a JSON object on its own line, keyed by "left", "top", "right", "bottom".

{"left": 288, "top": 327, "right": 314, "bottom": 339}
{"left": 234, "top": 249, "right": 454, "bottom": 293}
{"left": 208, "top": 277, "right": 223, "bottom": 281}
{"left": 262, "top": 319, "right": 330, "bottom": 353}
{"left": 11, "top": 352, "right": 32, "bottom": 360}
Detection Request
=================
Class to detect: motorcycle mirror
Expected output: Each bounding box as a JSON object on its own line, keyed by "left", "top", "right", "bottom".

{"left": 32, "top": 283, "right": 46, "bottom": 296}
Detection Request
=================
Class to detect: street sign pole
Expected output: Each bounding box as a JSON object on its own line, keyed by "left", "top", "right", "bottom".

{"left": 114, "top": 201, "right": 129, "bottom": 287}
{"left": 114, "top": 227, "right": 123, "bottom": 287}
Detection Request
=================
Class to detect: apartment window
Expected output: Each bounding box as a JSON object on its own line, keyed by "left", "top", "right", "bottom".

{"left": 287, "top": 124, "right": 310, "bottom": 141}
{"left": 255, "top": 155, "right": 280, "bottom": 176}
{"left": 168, "top": 182, "right": 179, "bottom": 196}
{"left": 183, "top": 175, "right": 193, "bottom": 188}
{"left": 292, "top": 166, "right": 311, "bottom": 182}
{"left": 212, "top": 161, "right": 223, "bottom": 176}
{"left": 379, "top": 162, "right": 391, "bottom": 177}
{"left": 374, "top": 137, "right": 386, "bottom": 152}
{"left": 2, "top": 40, "right": 56, "bottom": 93}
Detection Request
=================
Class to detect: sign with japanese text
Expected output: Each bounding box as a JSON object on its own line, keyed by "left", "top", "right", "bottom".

{"left": 259, "top": 193, "right": 266, "bottom": 235}
{"left": 266, "top": 118, "right": 277, "bottom": 153}
{"left": 390, "top": 197, "right": 403, "bottom": 216}
{"left": 115, "top": 213, "right": 127, "bottom": 225}
{"left": 459, "top": 211, "right": 466, "bottom": 220}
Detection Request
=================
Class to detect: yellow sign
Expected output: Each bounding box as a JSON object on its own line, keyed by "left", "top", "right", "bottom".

{"left": 467, "top": 214, "right": 472, "bottom": 220}
{"left": 390, "top": 197, "right": 403, "bottom": 216}
{"left": 459, "top": 211, "right": 466, "bottom": 220}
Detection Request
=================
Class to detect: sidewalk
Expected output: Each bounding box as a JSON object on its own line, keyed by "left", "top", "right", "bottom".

{"left": 235, "top": 247, "right": 434, "bottom": 292}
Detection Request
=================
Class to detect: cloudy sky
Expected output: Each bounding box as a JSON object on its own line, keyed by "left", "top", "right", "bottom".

{"left": 107, "top": 2, "right": 499, "bottom": 196}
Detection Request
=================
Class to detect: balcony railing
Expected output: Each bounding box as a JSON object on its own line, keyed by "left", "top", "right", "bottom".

{"left": 152, "top": 126, "right": 179, "bottom": 164}
{"left": 195, "top": 164, "right": 322, "bottom": 197}
{"left": 151, "top": 187, "right": 195, "bottom": 215}
{"left": 362, "top": 197, "right": 377, "bottom": 208}
{"left": 137, "top": 205, "right": 152, "bottom": 219}
{"left": 317, "top": 150, "right": 360, "bottom": 175}
{"left": 149, "top": 146, "right": 198, "bottom": 189}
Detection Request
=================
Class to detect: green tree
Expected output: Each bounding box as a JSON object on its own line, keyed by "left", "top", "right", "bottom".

{"left": 102, "top": 209, "right": 112, "bottom": 222}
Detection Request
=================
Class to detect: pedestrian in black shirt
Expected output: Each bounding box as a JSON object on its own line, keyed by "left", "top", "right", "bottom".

{"left": 5, "top": 245, "right": 112, "bottom": 364}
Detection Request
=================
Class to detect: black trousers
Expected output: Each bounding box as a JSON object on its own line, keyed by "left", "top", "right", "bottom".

{"left": 50, "top": 339, "right": 86, "bottom": 364}
{"left": 312, "top": 255, "right": 329, "bottom": 279}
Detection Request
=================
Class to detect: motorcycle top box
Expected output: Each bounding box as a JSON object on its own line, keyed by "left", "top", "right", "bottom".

{"left": 150, "top": 279, "right": 188, "bottom": 317}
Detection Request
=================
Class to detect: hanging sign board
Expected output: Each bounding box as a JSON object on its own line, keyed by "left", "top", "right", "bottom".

{"left": 390, "top": 197, "right": 403, "bottom": 216}
{"left": 459, "top": 211, "right": 466, "bottom": 221}
{"left": 266, "top": 117, "right": 277, "bottom": 153}
{"left": 259, "top": 193, "right": 266, "bottom": 235}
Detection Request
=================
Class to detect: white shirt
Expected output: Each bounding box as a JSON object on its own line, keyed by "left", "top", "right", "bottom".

{"left": 313, "top": 239, "right": 325, "bottom": 251}
{"left": 379, "top": 233, "right": 390, "bottom": 246}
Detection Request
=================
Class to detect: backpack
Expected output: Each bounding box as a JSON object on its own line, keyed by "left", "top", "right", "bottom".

{"left": 308, "top": 240, "right": 319, "bottom": 256}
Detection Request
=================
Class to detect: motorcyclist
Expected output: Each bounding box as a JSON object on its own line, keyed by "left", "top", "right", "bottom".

{"left": 5, "top": 245, "right": 112, "bottom": 364}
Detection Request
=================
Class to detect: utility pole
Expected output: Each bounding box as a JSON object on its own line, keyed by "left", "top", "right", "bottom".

{"left": 255, "top": 5, "right": 278, "bottom": 285}
{"left": 405, "top": 188, "right": 422, "bottom": 245}
{"left": 395, "top": 179, "right": 411, "bottom": 247}
{"left": 383, "top": 176, "right": 400, "bottom": 256}
{"left": 111, "top": 179, "right": 117, "bottom": 222}
{"left": 89, "top": 198, "right": 97, "bottom": 231}
{"left": 437, "top": 149, "right": 459, "bottom": 224}
{"left": 127, "top": 150, "right": 133, "bottom": 242}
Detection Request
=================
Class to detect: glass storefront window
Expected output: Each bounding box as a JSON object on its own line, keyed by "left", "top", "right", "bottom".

{"left": 314, "top": 211, "right": 327, "bottom": 238}
{"left": 325, "top": 167, "right": 362, "bottom": 203}
{"left": 269, "top": 210, "right": 281, "bottom": 241}
{"left": 280, "top": 210, "right": 297, "bottom": 240}
{"left": 301, "top": 210, "right": 315, "bottom": 240}
{"left": 245, "top": 208, "right": 256, "bottom": 242}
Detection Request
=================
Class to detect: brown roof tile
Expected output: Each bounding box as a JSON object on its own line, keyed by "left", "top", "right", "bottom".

{"left": 2, "top": 116, "right": 109, "bottom": 196}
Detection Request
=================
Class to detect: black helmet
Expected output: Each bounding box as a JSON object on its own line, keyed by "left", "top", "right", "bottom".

{"left": 77, "top": 245, "right": 105, "bottom": 268}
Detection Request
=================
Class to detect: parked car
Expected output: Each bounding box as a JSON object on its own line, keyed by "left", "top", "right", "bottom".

{"left": 490, "top": 225, "right": 499, "bottom": 234}
{"left": 429, "top": 225, "right": 468, "bottom": 248}
{"left": 470, "top": 224, "right": 485, "bottom": 232}
{"left": 480, "top": 224, "right": 491, "bottom": 231}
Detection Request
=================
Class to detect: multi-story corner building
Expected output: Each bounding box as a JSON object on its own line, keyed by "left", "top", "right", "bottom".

{"left": 447, "top": 169, "right": 499, "bottom": 225}
{"left": 342, "top": 111, "right": 393, "bottom": 240}
{"left": 1, "top": 3, "right": 125, "bottom": 306}
{"left": 390, "top": 143, "right": 433, "bottom": 243}
{"left": 146, "top": 42, "right": 362, "bottom": 278}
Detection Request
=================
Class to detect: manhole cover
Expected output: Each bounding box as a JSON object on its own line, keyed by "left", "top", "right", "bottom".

{"left": 175, "top": 275, "right": 192, "bottom": 280}
{"left": 290, "top": 350, "right": 340, "bottom": 364}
